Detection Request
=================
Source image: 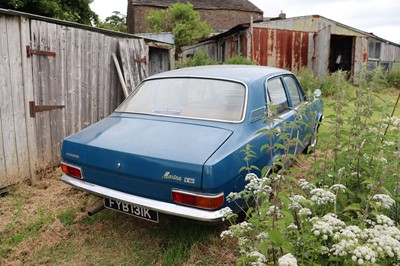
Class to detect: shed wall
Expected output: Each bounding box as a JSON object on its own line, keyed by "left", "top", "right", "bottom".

{"left": 0, "top": 13, "right": 153, "bottom": 189}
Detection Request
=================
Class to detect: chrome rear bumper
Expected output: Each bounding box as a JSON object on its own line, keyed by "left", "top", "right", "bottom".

{"left": 61, "top": 174, "right": 225, "bottom": 223}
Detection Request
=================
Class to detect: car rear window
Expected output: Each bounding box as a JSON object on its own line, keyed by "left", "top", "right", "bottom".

{"left": 116, "top": 78, "right": 246, "bottom": 122}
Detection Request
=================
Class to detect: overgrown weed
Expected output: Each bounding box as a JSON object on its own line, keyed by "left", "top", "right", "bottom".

{"left": 223, "top": 69, "right": 400, "bottom": 265}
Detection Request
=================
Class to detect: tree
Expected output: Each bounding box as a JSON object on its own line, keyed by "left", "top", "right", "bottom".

{"left": 0, "top": 0, "right": 98, "bottom": 25}
{"left": 146, "top": 3, "right": 211, "bottom": 57}
{"left": 97, "top": 11, "right": 127, "bottom": 32}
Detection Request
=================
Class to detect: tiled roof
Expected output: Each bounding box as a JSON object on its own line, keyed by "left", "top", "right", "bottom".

{"left": 131, "top": 0, "right": 263, "bottom": 13}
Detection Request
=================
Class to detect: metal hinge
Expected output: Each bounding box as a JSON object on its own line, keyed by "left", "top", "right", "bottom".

{"left": 26, "top": 45, "right": 56, "bottom": 58}
{"left": 29, "top": 101, "right": 64, "bottom": 117}
{"left": 134, "top": 56, "right": 147, "bottom": 64}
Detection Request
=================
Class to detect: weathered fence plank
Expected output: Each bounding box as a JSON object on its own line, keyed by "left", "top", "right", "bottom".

{"left": 89, "top": 32, "right": 99, "bottom": 123}
{"left": 7, "top": 15, "right": 30, "bottom": 179}
{"left": 0, "top": 16, "right": 9, "bottom": 181}
{"left": 20, "top": 16, "right": 38, "bottom": 181}
{"left": 0, "top": 16, "right": 19, "bottom": 183}
{"left": 118, "top": 38, "right": 149, "bottom": 95}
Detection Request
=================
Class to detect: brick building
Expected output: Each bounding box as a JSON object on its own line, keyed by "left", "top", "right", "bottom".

{"left": 127, "top": 0, "right": 263, "bottom": 34}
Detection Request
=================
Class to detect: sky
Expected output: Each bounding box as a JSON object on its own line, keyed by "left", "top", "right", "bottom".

{"left": 90, "top": 0, "right": 400, "bottom": 44}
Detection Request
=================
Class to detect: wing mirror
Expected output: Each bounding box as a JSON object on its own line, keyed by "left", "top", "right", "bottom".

{"left": 313, "top": 89, "right": 322, "bottom": 98}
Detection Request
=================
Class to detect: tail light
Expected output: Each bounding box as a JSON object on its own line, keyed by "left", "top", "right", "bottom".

{"left": 172, "top": 190, "right": 224, "bottom": 210}
{"left": 61, "top": 162, "right": 83, "bottom": 179}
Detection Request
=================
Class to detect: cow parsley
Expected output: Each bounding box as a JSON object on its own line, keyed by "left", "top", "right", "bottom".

{"left": 310, "top": 188, "right": 336, "bottom": 205}
{"left": 371, "top": 194, "right": 395, "bottom": 209}
{"left": 278, "top": 253, "right": 297, "bottom": 266}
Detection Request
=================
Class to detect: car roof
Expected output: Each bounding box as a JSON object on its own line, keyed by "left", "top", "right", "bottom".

{"left": 147, "top": 65, "right": 292, "bottom": 85}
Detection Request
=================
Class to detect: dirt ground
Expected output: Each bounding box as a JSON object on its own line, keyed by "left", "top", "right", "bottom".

{"left": 0, "top": 167, "right": 237, "bottom": 266}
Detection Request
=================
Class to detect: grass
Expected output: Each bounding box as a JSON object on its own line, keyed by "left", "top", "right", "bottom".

{"left": 0, "top": 170, "right": 236, "bottom": 265}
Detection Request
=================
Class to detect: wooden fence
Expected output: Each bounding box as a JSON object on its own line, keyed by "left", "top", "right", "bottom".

{"left": 0, "top": 11, "right": 170, "bottom": 189}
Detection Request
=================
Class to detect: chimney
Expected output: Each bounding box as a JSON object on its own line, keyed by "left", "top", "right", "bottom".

{"left": 279, "top": 10, "right": 286, "bottom": 19}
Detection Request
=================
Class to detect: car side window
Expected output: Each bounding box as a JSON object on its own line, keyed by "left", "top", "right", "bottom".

{"left": 283, "top": 75, "right": 302, "bottom": 108}
{"left": 266, "top": 77, "right": 289, "bottom": 115}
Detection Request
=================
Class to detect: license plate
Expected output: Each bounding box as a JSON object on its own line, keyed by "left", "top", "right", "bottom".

{"left": 104, "top": 198, "right": 159, "bottom": 223}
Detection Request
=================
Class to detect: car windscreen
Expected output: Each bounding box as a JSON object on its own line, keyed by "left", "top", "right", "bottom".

{"left": 116, "top": 78, "right": 246, "bottom": 122}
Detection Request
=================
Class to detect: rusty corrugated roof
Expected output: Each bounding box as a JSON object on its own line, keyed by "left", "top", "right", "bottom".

{"left": 131, "top": 0, "right": 263, "bottom": 13}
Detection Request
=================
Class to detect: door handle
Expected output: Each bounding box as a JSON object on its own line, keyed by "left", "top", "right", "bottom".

{"left": 275, "top": 127, "right": 281, "bottom": 137}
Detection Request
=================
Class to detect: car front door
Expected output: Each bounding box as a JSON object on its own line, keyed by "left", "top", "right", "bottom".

{"left": 281, "top": 75, "right": 313, "bottom": 153}
{"left": 264, "top": 76, "right": 297, "bottom": 168}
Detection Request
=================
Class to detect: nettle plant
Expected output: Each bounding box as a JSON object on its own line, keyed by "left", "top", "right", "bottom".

{"left": 221, "top": 71, "right": 400, "bottom": 266}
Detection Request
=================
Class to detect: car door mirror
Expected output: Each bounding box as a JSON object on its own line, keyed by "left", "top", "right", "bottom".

{"left": 313, "top": 89, "right": 322, "bottom": 98}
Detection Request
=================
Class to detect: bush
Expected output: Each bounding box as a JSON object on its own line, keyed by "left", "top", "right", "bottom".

{"left": 226, "top": 55, "right": 256, "bottom": 65}
{"left": 386, "top": 70, "right": 400, "bottom": 89}
{"left": 319, "top": 71, "right": 351, "bottom": 97}
{"left": 296, "top": 68, "right": 320, "bottom": 94}
{"left": 176, "top": 50, "right": 219, "bottom": 68}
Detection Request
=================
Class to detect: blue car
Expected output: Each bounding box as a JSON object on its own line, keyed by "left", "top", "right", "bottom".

{"left": 61, "top": 65, "right": 323, "bottom": 223}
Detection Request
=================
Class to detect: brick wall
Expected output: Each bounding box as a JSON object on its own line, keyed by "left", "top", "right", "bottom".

{"left": 127, "top": 5, "right": 263, "bottom": 34}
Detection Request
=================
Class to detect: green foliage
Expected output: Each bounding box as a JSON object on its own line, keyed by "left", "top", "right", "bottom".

{"left": 96, "top": 11, "right": 127, "bottom": 32}
{"left": 320, "top": 70, "right": 351, "bottom": 97}
{"left": 296, "top": 67, "right": 321, "bottom": 93}
{"left": 367, "top": 66, "right": 388, "bottom": 91}
{"left": 0, "top": 0, "right": 98, "bottom": 25}
{"left": 226, "top": 55, "right": 257, "bottom": 65}
{"left": 146, "top": 3, "right": 211, "bottom": 55}
{"left": 223, "top": 71, "right": 400, "bottom": 265}
{"left": 177, "top": 51, "right": 258, "bottom": 68}
{"left": 386, "top": 70, "right": 400, "bottom": 89}
{"left": 175, "top": 50, "right": 219, "bottom": 68}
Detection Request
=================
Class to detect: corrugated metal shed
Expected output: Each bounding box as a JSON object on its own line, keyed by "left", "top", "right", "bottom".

{"left": 182, "top": 14, "right": 400, "bottom": 79}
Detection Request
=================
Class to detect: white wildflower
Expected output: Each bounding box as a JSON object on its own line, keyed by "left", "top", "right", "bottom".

{"left": 266, "top": 205, "right": 283, "bottom": 218}
{"left": 310, "top": 188, "right": 336, "bottom": 205}
{"left": 238, "top": 221, "right": 252, "bottom": 231}
{"left": 288, "top": 195, "right": 306, "bottom": 209}
{"left": 287, "top": 223, "right": 298, "bottom": 230}
{"left": 322, "top": 213, "right": 346, "bottom": 231}
{"left": 273, "top": 174, "right": 286, "bottom": 181}
{"left": 375, "top": 214, "right": 395, "bottom": 226}
{"left": 371, "top": 194, "right": 395, "bottom": 209}
{"left": 351, "top": 246, "right": 377, "bottom": 265}
{"left": 311, "top": 214, "right": 345, "bottom": 241}
{"left": 278, "top": 253, "right": 298, "bottom": 266}
{"left": 321, "top": 246, "right": 330, "bottom": 255}
{"left": 220, "top": 230, "right": 235, "bottom": 239}
{"left": 334, "top": 225, "right": 362, "bottom": 241}
{"left": 330, "top": 184, "right": 347, "bottom": 192}
{"left": 247, "top": 251, "right": 267, "bottom": 266}
{"left": 256, "top": 232, "right": 268, "bottom": 240}
{"left": 227, "top": 192, "right": 241, "bottom": 202}
{"left": 245, "top": 173, "right": 258, "bottom": 182}
{"left": 331, "top": 238, "right": 358, "bottom": 257}
{"left": 312, "top": 220, "right": 332, "bottom": 239}
{"left": 244, "top": 174, "right": 272, "bottom": 196}
{"left": 219, "top": 207, "right": 233, "bottom": 217}
{"left": 298, "top": 207, "right": 312, "bottom": 217}
{"left": 298, "top": 179, "right": 315, "bottom": 191}
{"left": 338, "top": 167, "right": 345, "bottom": 176}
